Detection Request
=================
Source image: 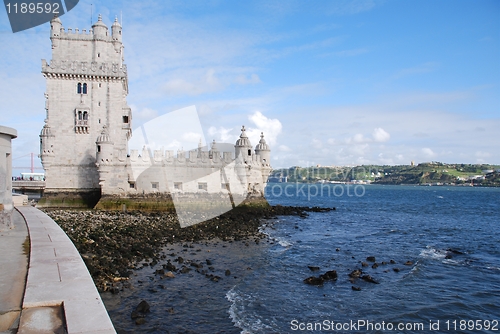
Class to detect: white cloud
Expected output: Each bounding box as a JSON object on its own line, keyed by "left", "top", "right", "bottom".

{"left": 278, "top": 145, "right": 292, "bottom": 152}
{"left": 207, "top": 126, "right": 237, "bottom": 144}
{"left": 475, "top": 151, "right": 491, "bottom": 158}
{"left": 372, "top": 127, "right": 390, "bottom": 142}
{"left": 182, "top": 132, "right": 203, "bottom": 144}
{"left": 162, "top": 68, "right": 223, "bottom": 96}
{"left": 246, "top": 111, "right": 282, "bottom": 146}
{"left": 311, "top": 139, "right": 322, "bottom": 149}
{"left": 132, "top": 106, "right": 159, "bottom": 123}
{"left": 422, "top": 147, "right": 436, "bottom": 158}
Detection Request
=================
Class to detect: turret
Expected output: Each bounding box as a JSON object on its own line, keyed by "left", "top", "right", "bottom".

{"left": 50, "top": 16, "right": 62, "bottom": 38}
{"left": 111, "top": 17, "right": 122, "bottom": 42}
{"left": 255, "top": 132, "right": 271, "bottom": 166}
{"left": 209, "top": 139, "right": 219, "bottom": 161}
{"left": 92, "top": 14, "right": 108, "bottom": 39}
{"left": 96, "top": 125, "right": 113, "bottom": 165}
{"left": 39, "top": 120, "right": 54, "bottom": 168}
{"left": 235, "top": 126, "right": 253, "bottom": 161}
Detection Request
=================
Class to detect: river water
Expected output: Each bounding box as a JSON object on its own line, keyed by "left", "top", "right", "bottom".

{"left": 101, "top": 184, "right": 500, "bottom": 333}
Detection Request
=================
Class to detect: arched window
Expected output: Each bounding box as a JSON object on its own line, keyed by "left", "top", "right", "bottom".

{"left": 248, "top": 149, "right": 251, "bottom": 156}
{"left": 83, "top": 83, "right": 88, "bottom": 94}
{"left": 77, "top": 83, "right": 82, "bottom": 94}
{"left": 77, "top": 111, "right": 82, "bottom": 120}
{"left": 83, "top": 111, "right": 88, "bottom": 120}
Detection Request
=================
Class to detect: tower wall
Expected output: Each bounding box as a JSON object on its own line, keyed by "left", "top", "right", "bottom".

{"left": 39, "top": 16, "right": 130, "bottom": 207}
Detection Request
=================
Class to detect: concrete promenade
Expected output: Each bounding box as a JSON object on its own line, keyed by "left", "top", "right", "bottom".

{"left": 0, "top": 206, "right": 116, "bottom": 333}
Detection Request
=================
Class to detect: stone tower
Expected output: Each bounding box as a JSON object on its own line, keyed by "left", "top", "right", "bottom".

{"left": 39, "top": 15, "right": 131, "bottom": 206}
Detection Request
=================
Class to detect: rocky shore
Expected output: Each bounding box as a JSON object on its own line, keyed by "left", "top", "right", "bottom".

{"left": 43, "top": 205, "right": 334, "bottom": 292}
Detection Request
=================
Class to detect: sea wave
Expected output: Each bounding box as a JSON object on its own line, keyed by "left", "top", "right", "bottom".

{"left": 420, "top": 246, "right": 447, "bottom": 260}
{"left": 226, "top": 286, "right": 273, "bottom": 334}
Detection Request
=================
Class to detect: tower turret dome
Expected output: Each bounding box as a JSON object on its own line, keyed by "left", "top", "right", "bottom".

{"left": 92, "top": 14, "right": 108, "bottom": 39}
{"left": 96, "top": 125, "right": 112, "bottom": 144}
{"left": 235, "top": 126, "right": 252, "bottom": 147}
{"left": 255, "top": 132, "right": 270, "bottom": 151}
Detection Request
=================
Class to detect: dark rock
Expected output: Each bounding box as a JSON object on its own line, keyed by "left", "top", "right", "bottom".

{"left": 366, "top": 256, "right": 376, "bottom": 262}
{"left": 165, "top": 262, "right": 176, "bottom": 272}
{"left": 381, "top": 261, "right": 388, "bottom": 265}
{"left": 135, "top": 300, "right": 150, "bottom": 313}
{"left": 393, "top": 268, "right": 400, "bottom": 273}
{"left": 308, "top": 266, "right": 320, "bottom": 272}
{"left": 352, "top": 286, "right": 361, "bottom": 291}
{"left": 349, "top": 269, "right": 362, "bottom": 278}
{"left": 336, "top": 248, "right": 340, "bottom": 252}
{"left": 225, "top": 269, "right": 231, "bottom": 276}
{"left": 404, "top": 261, "right": 413, "bottom": 266}
{"left": 446, "top": 248, "right": 464, "bottom": 254}
{"left": 304, "top": 276, "right": 324, "bottom": 285}
{"left": 180, "top": 266, "right": 191, "bottom": 274}
{"left": 390, "top": 259, "right": 396, "bottom": 264}
{"left": 155, "top": 269, "right": 165, "bottom": 275}
{"left": 131, "top": 311, "right": 141, "bottom": 319}
{"left": 206, "top": 259, "right": 212, "bottom": 265}
{"left": 320, "top": 270, "right": 338, "bottom": 281}
{"left": 445, "top": 254, "right": 452, "bottom": 259}
{"left": 361, "top": 262, "right": 369, "bottom": 267}
{"left": 361, "top": 275, "right": 379, "bottom": 284}
{"left": 167, "top": 307, "right": 175, "bottom": 314}
{"left": 135, "top": 318, "right": 146, "bottom": 325}
{"left": 372, "top": 263, "right": 379, "bottom": 269}
{"left": 176, "top": 256, "right": 184, "bottom": 264}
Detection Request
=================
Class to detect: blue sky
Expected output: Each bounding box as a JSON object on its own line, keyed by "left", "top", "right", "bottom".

{"left": 1, "top": 0, "right": 499, "bottom": 171}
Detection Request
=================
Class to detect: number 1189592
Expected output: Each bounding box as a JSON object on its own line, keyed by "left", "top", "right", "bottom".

{"left": 5, "top": 2, "right": 60, "bottom": 14}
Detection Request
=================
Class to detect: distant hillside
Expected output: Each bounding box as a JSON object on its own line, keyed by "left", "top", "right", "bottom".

{"left": 270, "top": 163, "right": 500, "bottom": 186}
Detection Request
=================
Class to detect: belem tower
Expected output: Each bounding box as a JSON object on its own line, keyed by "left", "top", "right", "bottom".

{"left": 39, "top": 16, "right": 272, "bottom": 210}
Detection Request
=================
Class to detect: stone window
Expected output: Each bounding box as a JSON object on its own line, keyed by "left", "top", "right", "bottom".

{"left": 151, "top": 182, "right": 159, "bottom": 189}
{"left": 221, "top": 183, "right": 230, "bottom": 190}
{"left": 248, "top": 149, "right": 251, "bottom": 156}
{"left": 174, "top": 182, "right": 182, "bottom": 190}
{"left": 129, "top": 182, "right": 135, "bottom": 189}
{"left": 123, "top": 116, "right": 129, "bottom": 123}
{"left": 97, "top": 145, "right": 101, "bottom": 153}
{"left": 77, "top": 82, "right": 88, "bottom": 94}
{"left": 75, "top": 109, "right": 89, "bottom": 134}
{"left": 198, "top": 182, "right": 208, "bottom": 191}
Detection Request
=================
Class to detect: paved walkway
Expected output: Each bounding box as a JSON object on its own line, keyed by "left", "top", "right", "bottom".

{"left": 0, "top": 210, "right": 28, "bottom": 333}
{"left": 0, "top": 206, "right": 116, "bottom": 333}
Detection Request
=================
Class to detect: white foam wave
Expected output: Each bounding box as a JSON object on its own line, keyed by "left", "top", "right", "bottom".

{"left": 275, "top": 237, "right": 292, "bottom": 247}
{"left": 486, "top": 266, "right": 500, "bottom": 271}
{"left": 420, "top": 246, "right": 447, "bottom": 260}
{"left": 226, "top": 287, "right": 273, "bottom": 334}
